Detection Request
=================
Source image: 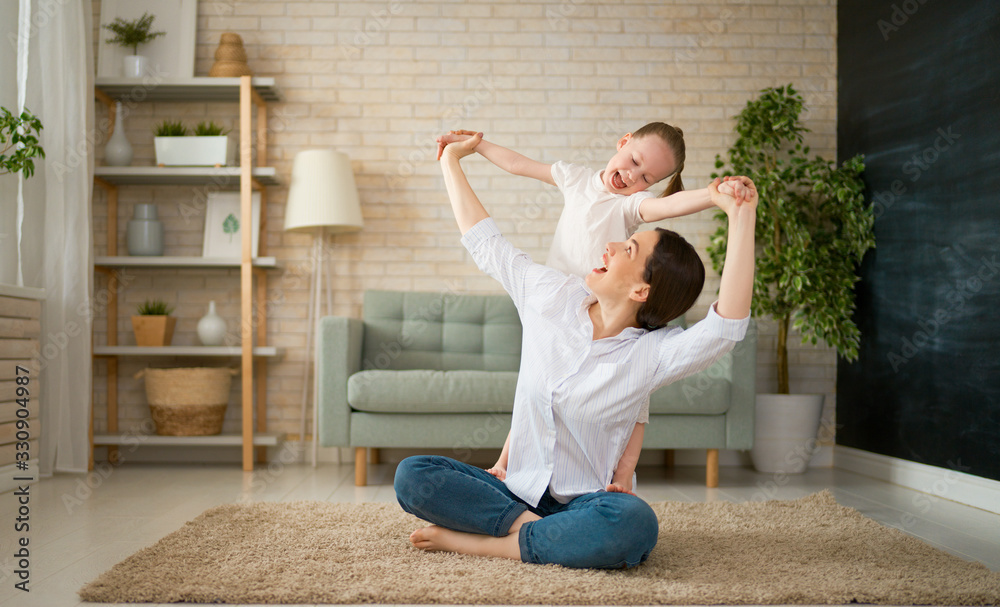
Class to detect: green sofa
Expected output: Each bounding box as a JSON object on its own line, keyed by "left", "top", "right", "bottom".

{"left": 318, "top": 290, "right": 756, "bottom": 487}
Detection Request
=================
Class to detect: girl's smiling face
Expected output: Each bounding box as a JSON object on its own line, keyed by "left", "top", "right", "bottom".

{"left": 601, "top": 133, "right": 676, "bottom": 196}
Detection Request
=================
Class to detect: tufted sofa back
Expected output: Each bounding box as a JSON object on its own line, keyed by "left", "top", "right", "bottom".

{"left": 361, "top": 290, "right": 522, "bottom": 372}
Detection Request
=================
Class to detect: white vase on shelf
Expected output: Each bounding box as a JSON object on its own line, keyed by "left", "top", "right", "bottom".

{"left": 104, "top": 101, "right": 133, "bottom": 167}
{"left": 197, "top": 301, "right": 228, "bottom": 346}
{"left": 123, "top": 55, "right": 147, "bottom": 78}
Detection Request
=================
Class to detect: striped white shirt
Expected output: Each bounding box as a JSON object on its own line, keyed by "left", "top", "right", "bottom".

{"left": 462, "top": 218, "right": 749, "bottom": 507}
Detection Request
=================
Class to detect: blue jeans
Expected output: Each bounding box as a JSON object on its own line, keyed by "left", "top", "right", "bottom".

{"left": 393, "top": 455, "right": 658, "bottom": 569}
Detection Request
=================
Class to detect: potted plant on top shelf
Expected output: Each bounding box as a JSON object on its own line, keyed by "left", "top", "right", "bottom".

{"left": 1, "top": 107, "right": 45, "bottom": 178}
{"left": 154, "top": 120, "right": 231, "bottom": 167}
{"left": 103, "top": 11, "right": 165, "bottom": 79}
{"left": 707, "top": 84, "right": 876, "bottom": 474}
{"left": 132, "top": 298, "right": 176, "bottom": 347}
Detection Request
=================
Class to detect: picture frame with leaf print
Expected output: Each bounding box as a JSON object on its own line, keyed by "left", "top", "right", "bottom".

{"left": 201, "top": 191, "right": 260, "bottom": 258}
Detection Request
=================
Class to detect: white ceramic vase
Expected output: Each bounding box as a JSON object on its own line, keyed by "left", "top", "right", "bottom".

{"left": 197, "top": 301, "right": 227, "bottom": 346}
{"left": 123, "top": 55, "right": 147, "bottom": 78}
{"left": 104, "top": 101, "right": 133, "bottom": 166}
{"left": 750, "top": 394, "right": 825, "bottom": 474}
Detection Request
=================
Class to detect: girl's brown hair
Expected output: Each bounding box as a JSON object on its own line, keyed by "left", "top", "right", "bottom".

{"left": 635, "top": 228, "right": 705, "bottom": 331}
{"left": 632, "top": 122, "right": 686, "bottom": 197}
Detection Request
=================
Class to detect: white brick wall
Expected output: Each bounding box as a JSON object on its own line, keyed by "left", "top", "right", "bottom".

{"left": 91, "top": 0, "right": 840, "bottom": 446}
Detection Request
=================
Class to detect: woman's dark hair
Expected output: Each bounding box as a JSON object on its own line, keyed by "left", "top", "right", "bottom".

{"left": 632, "top": 122, "right": 686, "bottom": 197}
{"left": 635, "top": 228, "right": 705, "bottom": 331}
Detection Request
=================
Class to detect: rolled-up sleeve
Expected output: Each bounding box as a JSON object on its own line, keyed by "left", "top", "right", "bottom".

{"left": 461, "top": 218, "right": 565, "bottom": 312}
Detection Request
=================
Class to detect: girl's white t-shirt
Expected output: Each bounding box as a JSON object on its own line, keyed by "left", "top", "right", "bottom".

{"left": 545, "top": 161, "right": 656, "bottom": 277}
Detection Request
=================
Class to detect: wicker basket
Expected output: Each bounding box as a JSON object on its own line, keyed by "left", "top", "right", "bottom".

{"left": 134, "top": 367, "right": 238, "bottom": 436}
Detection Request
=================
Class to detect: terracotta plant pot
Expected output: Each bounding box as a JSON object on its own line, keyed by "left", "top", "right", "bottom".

{"left": 131, "top": 315, "right": 177, "bottom": 347}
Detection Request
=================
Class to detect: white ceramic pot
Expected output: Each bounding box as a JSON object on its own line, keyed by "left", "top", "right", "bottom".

{"left": 123, "top": 55, "right": 147, "bottom": 78}
{"left": 750, "top": 393, "right": 824, "bottom": 474}
{"left": 154, "top": 136, "right": 229, "bottom": 167}
{"left": 197, "top": 301, "right": 228, "bottom": 346}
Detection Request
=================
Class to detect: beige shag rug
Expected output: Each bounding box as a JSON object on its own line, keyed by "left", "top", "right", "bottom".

{"left": 79, "top": 491, "right": 1000, "bottom": 605}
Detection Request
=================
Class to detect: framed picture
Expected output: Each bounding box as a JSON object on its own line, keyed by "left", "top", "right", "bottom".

{"left": 202, "top": 192, "right": 261, "bottom": 259}
{"left": 97, "top": 0, "right": 197, "bottom": 79}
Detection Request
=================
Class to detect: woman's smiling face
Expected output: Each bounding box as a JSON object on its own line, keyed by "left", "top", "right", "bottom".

{"left": 585, "top": 229, "right": 661, "bottom": 302}
{"left": 601, "top": 133, "right": 676, "bottom": 196}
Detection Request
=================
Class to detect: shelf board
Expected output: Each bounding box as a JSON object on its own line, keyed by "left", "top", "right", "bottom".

{"left": 95, "top": 256, "right": 278, "bottom": 269}
{"left": 94, "top": 345, "right": 282, "bottom": 357}
{"left": 95, "top": 77, "right": 281, "bottom": 102}
{"left": 94, "top": 166, "right": 278, "bottom": 186}
{"left": 93, "top": 432, "right": 285, "bottom": 448}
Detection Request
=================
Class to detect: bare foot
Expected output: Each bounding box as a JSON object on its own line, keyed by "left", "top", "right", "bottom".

{"left": 409, "top": 525, "right": 521, "bottom": 560}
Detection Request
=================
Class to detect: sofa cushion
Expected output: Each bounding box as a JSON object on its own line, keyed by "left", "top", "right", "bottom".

{"left": 362, "top": 290, "right": 521, "bottom": 372}
{"left": 648, "top": 356, "right": 733, "bottom": 415}
{"left": 348, "top": 370, "right": 518, "bottom": 414}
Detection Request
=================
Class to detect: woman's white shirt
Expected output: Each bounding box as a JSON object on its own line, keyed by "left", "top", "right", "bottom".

{"left": 462, "top": 218, "right": 749, "bottom": 507}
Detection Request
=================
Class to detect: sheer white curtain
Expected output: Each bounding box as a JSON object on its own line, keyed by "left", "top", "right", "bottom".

{"left": 3, "top": 0, "right": 95, "bottom": 474}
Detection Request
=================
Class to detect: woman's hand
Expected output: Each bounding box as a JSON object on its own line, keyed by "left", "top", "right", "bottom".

{"left": 606, "top": 481, "right": 636, "bottom": 496}
{"left": 710, "top": 176, "right": 758, "bottom": 216}
{"left": 440, "top": 132, "right": 483, "bottom": 162}
{"left": 436, "top": 129, "right": 482, "bottom": 160}
{"left": 486, "top": 465, "right": 507, "bottom": 481}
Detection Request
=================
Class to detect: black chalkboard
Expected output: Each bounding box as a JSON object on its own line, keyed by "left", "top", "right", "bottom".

{"left": 836, "top": 0, "right": 1000, "bottom": 481}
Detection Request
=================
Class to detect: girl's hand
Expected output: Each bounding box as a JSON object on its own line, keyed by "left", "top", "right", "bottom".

{"left": 436, "top": 129, "right": 482, "bottom": 160}
{"left": 440, "top": 132, "right": 483, "bottom": 162}
{"left": 486, "top": 465, "right": 506, "bottom": 481}
{"left": 710, "top": 176, "right": 757, "bottom": 215}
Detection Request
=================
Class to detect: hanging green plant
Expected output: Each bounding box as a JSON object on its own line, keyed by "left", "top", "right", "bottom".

{"left": 708, "top": 84, "right": 876, "bottom": 394}
{"left": 0, "top": 107, "right": 45, "bottom": 178}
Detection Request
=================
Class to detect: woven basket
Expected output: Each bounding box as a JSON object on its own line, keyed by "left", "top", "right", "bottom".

{"left": 134, "top": 367, "right": 238, "bottom": 436}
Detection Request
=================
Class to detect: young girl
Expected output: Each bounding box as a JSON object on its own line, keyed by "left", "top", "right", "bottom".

{"left": 393, "top": 133, "right": 757, "bottom": 568}
{"left": 435, "top": 126, "right": 752, "bottom": 494}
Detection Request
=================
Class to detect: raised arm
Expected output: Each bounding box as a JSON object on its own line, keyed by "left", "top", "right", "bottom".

{"left": 440, "top": 133, "right": 490, "bottom": 234}
{"left": 639, "top": 177, "right": 754, "bottom": 222}
{"left": 712, "top": 177, "right": 758, "bottom": 319}
{"left": 437, "top": 130, "right": 555, "bottom": 186}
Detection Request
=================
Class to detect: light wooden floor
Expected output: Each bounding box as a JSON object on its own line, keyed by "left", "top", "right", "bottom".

{"left": 1, "top": 462, "right": 998, "bottom": 607}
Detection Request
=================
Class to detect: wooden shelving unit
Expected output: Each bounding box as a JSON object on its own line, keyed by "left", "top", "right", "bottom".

{"left": 92, "top": 76, "right": 283, "bottom": 471}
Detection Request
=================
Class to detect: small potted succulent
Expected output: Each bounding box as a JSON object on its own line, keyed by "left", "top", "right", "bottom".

{"left": 132, "top": 298, "right": 176, "bottom": 347}
{"left": 102, "top": 11, "right": 166, "bottom": 78}
{"left": 1, "top": 107, "right": 45, "bottom": 178}
{"left": 153, "top": 120, "right": 231, "bottom": 167}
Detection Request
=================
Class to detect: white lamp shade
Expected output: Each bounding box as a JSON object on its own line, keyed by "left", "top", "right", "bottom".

{"left": 284, "top": 149, "right": 364, "bottom": 233}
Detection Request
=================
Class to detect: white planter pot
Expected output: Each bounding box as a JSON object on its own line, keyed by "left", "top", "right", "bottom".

{"left": 751, "top": 394, "right": 824, "bottom": 474}
{"left": 154, "top": 136, "right": 229, "bottom": 167}
{"left": 123, "top": 55, "right": 147, "bottom": 78}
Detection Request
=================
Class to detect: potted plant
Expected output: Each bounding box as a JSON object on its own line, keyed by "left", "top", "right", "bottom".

{"left": 707, "top": 84, "right": 876, "bottom": 474}
{"left": 103, "top": 11, "right": 165, "bottom": 78}
{"left": 153, "top": 120, "right": 231, "bottom": 167}
{"left": 1, "top": 107, "right": 45, "bottom": 178}
{"left": 131, "top": 298, "right": 177, "bottom": 347}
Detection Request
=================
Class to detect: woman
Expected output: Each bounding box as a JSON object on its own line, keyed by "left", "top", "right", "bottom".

{"left": 393, "top": 133, "right": 758, "bottom": 569}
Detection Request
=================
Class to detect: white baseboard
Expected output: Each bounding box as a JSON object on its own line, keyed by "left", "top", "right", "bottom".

{"left": 835, "top": 445, "right": 1000, "bottom": 515}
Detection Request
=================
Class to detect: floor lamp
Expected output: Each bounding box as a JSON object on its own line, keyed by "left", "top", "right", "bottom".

{"left": 284, "top": 150, "right": 363, "bottom": 466}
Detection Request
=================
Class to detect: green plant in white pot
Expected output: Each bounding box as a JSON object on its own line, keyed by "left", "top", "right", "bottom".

{"left": 153, "top": 120, "right": 231, "bottom": 167}
{"left": 102, "top": 11, "right": 165, "bottom": 78}
{"left": 708, "top": 84, "right": 875, "bottom": 474}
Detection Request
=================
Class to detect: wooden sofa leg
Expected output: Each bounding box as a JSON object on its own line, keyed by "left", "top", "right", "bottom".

{"left": 664, "top": 449, "right": 675, "bottom": 468}
{"left": 706, "top": 449, "right": 719, "bottom": 488}
{"left": 369, "top": 448, "right": 380, "bottom": 464}
{"left": 355, "top": 447, "right": 368, "bottom": 486}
